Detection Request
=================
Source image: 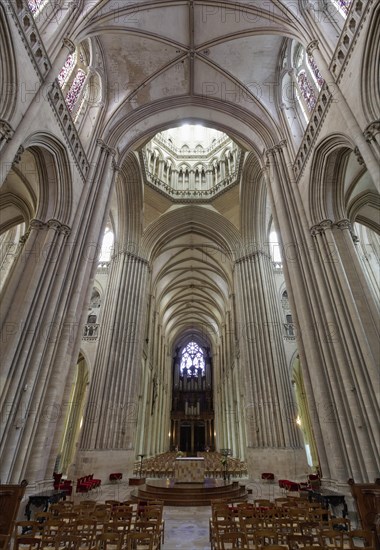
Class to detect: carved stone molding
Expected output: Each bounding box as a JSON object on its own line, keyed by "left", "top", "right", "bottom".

{"left": 354, "top": 146, "right": 365, "bottom": 166}
{"left": 306, "top": 39, "right": 319, "bottom": 57}
{"left": 335, "top": 219, "right": 352, "bottom": 232}
{"left": 310, "top": 219, "right": 333, "bottom": 236}
{"left": 96, "top": 139, "right": 116, "bottom": 157}
{"left": 336, "top": 219, "right": 359, "bottom": 243}
{"left": 112, "top": 248, "right": 149, "bottom": 266}
{"left": 29, "top": 218, "right": 46, "bottom": 231}
{"left": 19, "top": 230, "right": 31, "bottom": 244}
{"left": 12, "top": 145, "right": 25, "bottom": 166}
{"left": 0, "top": 120, "right": 15, "bottom": 143}
{"left": 63, "top": 38, "right": 75, "bottom": 54}
{"left": 364, "top": 120, "right": 380, "bottom": 142}
{"left": 235, "top": 249, "right": 271, "bottom": 264}
{"left": 47, "top": 219, "right": 71, "bottom": 235}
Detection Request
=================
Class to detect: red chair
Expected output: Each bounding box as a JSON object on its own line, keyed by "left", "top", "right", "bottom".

{"left": 53, "top": 472, "right": 73, "bottom": 496}
{"left": 76, "top": 476, "right": 92, "bottom": 493}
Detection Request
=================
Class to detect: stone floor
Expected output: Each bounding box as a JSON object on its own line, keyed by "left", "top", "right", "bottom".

{"left": 23, "top": 478, "right": 357, "bottom": 549}
{"left": 72, "top": 478, "right": 285, "bottom": 549}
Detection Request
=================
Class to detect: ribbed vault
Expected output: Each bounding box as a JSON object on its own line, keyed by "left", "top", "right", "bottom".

{"left": 142, "top": 205, "right": 240, "bottom": 348}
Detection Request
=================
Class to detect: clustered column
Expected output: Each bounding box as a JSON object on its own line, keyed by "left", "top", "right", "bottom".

{"left": 234, "top": 251, "right": 302, "bottom": 451}
{"left": 79, "top": 251, "right": 149, "bottom": 457}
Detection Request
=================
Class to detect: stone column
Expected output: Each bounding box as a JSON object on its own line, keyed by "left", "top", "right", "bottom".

{"left": 234, "top": 246, "right": 306, "bottom": 478}
{"left": 264, "top": 140, "right": 380, "bottom": 484}
{"left": 78, "top": 250, "right": 149, "bottom": 477}
{"left": 0, "top": 218, "right": 70, "bottom": 482}
{"left": 309, "top": 219, "right": 379, "bottom": 481}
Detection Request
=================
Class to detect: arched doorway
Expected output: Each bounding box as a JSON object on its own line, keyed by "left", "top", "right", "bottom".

{"left": 171, "top": 341, "right": 214, "bottom": 455}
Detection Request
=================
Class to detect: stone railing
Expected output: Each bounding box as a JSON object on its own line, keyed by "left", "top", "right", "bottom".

{"left": 293, "top": 0, "right": 372, "bottom": 181}
{"left": 293, "top": 83, "right": 332, "bottom": 180}
{"left": 97, "top": 261, "right": 110, "bottom": 274}
{"left": 272, "top": 261, "right": 283, "bottom": 272}
{"left": 48, "top": 79, "right": 90, "bottom": 181}
{"left": 83, "top": 323, "right": 99, "bottom": 341}
{"left": 141, "top": 150, "right": 243, "bottom": 202}
{"left": 154, "top": 132, "right": 231, "bottom": 157}
{"left": 283, "top": 323, "right": 296, "bottom": 341}
{"left": 330, "top": 0, "right": 372, "bottom": 84}
{"left": 7, "top": 0, "right": 51, "bottom": 82}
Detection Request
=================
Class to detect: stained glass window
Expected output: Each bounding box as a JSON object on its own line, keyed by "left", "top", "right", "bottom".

{"left": 180, "top": 342, "right": 205, "bottom": 376}
{"left": 58, "top": 53, "right": 76, "bottom": 87}
{"left": 65, "top": 69, "right": 86, "bottom": 112}
{"left": 28, "top": 0, "right": 48, "bottom": 14}
{"left": 307, "top": 55, "right": 324, "bottom": 88}
{"left": 297, "top": 71, "right": 317, "bottom": 112}
{"left": 331, "top": 0, "right": 353, "bottom": 16}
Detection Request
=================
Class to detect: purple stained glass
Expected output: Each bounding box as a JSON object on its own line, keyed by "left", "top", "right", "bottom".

{"left": 27, "top": 0, "right": 46, "bottom": 13}
{"left": 297, "top": 71, "right": 317, "bottom": 112}
{"left": 65, "top": 69, "right": 86, "bottom": 112}
{"left": 58, "top": 53, "right": 76, "bottom": 87}
{"left": 308, "top": 55, "right": 324, "bottom": 88}
{"left": 335, "top": 0, "right": 352, "bottom": 15}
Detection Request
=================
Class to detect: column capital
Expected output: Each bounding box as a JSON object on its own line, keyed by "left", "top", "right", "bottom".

{"left": 335, "top": 218, "right": 359, "bottom": 243}
{"left": 306, "top": 40, "right": 319, "bottom": 56}
{"left": 0, "top": 120, "right": 15, "bottom": 143}
{"left": 96, "top": 139, "right": 116, "bottom": 157}
{"left": 29, "top": 218, "right": 47, "bottom": 231}
{"left": 363, "top": 120, "right": 380, "bottom": 142}
{"left": 63, "top": 38, "right": 76, "bottom": 54}
{"left": 335, "top": 218, "right": 352, "bottom": 232}
{"left": 47, "top": 218, "right": 71, "bottom": 235}
{"left": 310, "top": 219, "right": 333, "bottom": 236}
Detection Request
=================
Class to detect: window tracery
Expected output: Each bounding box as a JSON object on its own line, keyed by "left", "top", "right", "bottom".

{"left": 180, "top": 342, "right": 205, "bottom": 376}
{"left": 307, "top": 56, "right": 324, "bottom": 89}
{"left": 58, "top": 53, "right": 76, "bottom": 87}
{"left": 331, "top": 0, "right": 353, "bottom": 16}
{"left": 297, "top": 71, "right": 317, "bottom": 112}
{"left": 65, "top": 69, "right": 86, "bottom": 112}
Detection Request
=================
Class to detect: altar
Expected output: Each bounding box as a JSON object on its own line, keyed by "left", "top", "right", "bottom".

{"left": 174, "top": 457, "right": 205, "bottom": 483}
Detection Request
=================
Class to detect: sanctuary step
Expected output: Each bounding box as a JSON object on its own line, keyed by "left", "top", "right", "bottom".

{"left": 131, "top": 478, "right": 248, "bottom": 506}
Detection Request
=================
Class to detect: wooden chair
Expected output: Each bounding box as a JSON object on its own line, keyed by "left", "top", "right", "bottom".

{"left": 14, "top": 536, "right": 42, "bottom": 550}
{"left": 125, "top": 532, "right": 156, "bottom": 550}
{"left": 349, "top": 529, "right": 376, "bottom": 548}
{"left": 55, "top": 534, "right": 81, "bottom": 550}
{"left": 96, "top": 533, "right": 122, "bottom": 550}
{"left": 329, "top": 517, "right": 351, "bottom": 531}
{"left": 215, "top": 530, "right": 248, "bottom": 549}
{"left": 14, "top": 522, "right": 41, "bottom": 537}
{"left": 40, "top": 520, "right": 63, "bottom": 549}
{"left": 286, "top": 533, "right": 314, "bottom": 549}
{"left": 253, "top": 528, "right": 278, "bottom": 547}
{"left": 210, "top": 520, "right": 239, "bottom": 550}
{"left": 319, "top": 529, "right": 345, "bottom": 548}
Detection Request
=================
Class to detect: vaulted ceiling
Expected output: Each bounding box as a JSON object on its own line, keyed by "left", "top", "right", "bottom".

{"left": 76, "top": 1, "right": 309, "bottom": 350}
{"left": 73, "top": 0, "right": 311, "bottom": 153}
